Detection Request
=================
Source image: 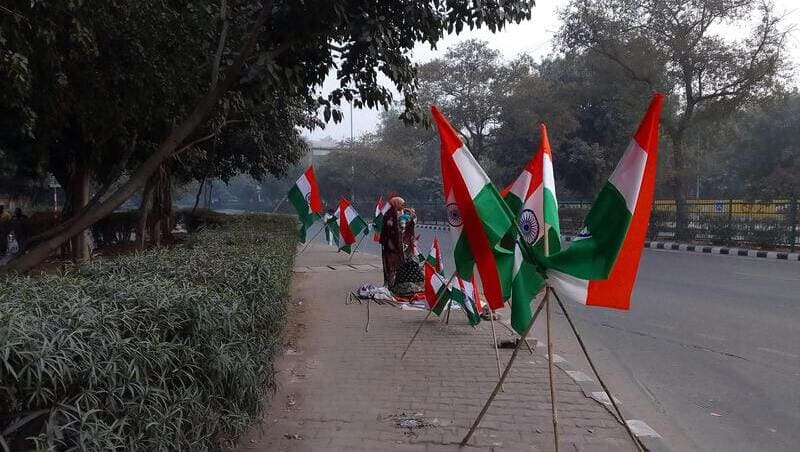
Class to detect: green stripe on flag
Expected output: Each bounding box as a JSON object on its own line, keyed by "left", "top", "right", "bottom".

{"left": 545, "top": 181, "right": 631, "bottom": 279}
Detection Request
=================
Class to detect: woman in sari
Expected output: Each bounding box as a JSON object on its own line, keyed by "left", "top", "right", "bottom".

{"left": 379, "top": 197, "right": 405, "bottom": 289}
{"left": 380, "top": 197, "right": 424, "bottom": 296}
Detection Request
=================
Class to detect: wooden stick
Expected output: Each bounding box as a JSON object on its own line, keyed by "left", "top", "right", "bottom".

{"left": 399, "top": 273, "right": 455, "bottom": 360}
{"left": 365, "top": 298, "right": 370, "bottom": 332}
{"left": 461, "top": 291, "right": 548, "bottom": 446}
{"left": 552, "top": 290, "right": 646, "bottom": 452}
{"left": 488, "top": 306, "right": 505, "bottom": 392}
{"left": 296, "top": 226, "right": 324, "bottom": 256}
{"left": 271, "top": 195, "right": 287, "bottom": 213}
{"left": 545, "top": 291, "right": 560, "bottom": 452}
{"left": 445, "top": 299, "right": 452, "bottom": 324}
{"left": 347, "top": 233, "right": 368, "bottom": 262}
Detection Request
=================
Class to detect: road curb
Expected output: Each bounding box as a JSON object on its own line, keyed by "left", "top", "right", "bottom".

{"left": 417, "top": 224, "right": 799, "bottom": 262}
{"left": 524, "top": 331, "right": 671, "bottom": 452}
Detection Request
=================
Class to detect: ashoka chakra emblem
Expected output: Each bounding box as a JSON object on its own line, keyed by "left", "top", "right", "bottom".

{"left": 446, "top": 203, "right": 463, "bottom": 228}
{"left": 305, "top": 192, "right": 312, "bottom": 204}
{"left": 519, "top": 209, "right": 540, "bottom": 244}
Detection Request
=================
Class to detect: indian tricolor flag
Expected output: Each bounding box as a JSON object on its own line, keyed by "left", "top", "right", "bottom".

{"left": 451, "top": 274, "right": 481, "bottom": 326}
{"left": 372, "top": 196, "right": 390, "bottom": 241}
{"left": 337, "top": 197, "right": 368, "bottom": 254}
{"left": 433, "top": 106, "right": 514, "bottom": 310}
{"left": 288, "top": 165, "right": 323, "bottom": 242}
{"left": 547, "top": 93, "right": 663, "bottom": 310}
{"left": 424, "top": 262, "right": 450, "bottom": 316}
{"left": 426, "top": 235, "right": 444, "bottom": 273}
{"left": 510, "top": 241, "right": 546, "bottom": 334}
{"left": 503, "top": 123, "right": 561, "bottom": 255}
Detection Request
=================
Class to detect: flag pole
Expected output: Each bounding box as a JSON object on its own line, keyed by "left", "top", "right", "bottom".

{"left": 400, "top": 273, "right": 456, "bottom": 360}
{"left": 551, "top": 289, "right": 646, "bottom": 452}
{"left": 461, "top": 291, "right": 548, "bottom": 446}
{"left": 543, "top": 221, "right": 560, "bottom": 452}
{"left": 347, "top": 232, "right": 368, "bottom": 262}
{"left": 295, "top": 225, "right": 325, "bottom": 257}
{"left": 488, "top": 306, "right": 505, "bottom": 392}
{"left": 272, "top": 195, "right": 288, "bottom": 213}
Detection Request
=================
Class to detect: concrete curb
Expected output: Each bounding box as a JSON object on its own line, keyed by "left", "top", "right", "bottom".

{"left": 523, "top": 330, "right": 671, "bottom": 452}
{"left": 417, "top": 224, "right": 799, "bottom": 262}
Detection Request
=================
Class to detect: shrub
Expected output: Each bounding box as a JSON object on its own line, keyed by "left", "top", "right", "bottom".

{"left": 176, "top": 209, "right": 234, "bottom": 233}
{"left": 0, "top": 214, "right": 298, "bottom": 450}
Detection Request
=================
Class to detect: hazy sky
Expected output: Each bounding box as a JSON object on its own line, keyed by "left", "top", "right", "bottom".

{"left": 306, "top": 0, "right": 800, "bottom": 142}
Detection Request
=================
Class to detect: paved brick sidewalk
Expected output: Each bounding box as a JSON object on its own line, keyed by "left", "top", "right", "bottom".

{"left": 235, "top": 244, "right": 637, "bottom": 452}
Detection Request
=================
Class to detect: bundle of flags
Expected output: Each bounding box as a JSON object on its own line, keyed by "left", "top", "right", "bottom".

{"left": 288, "top": 92, "right": 664, "bottom": 335}
{"left": 431, "top": 93, "right": 664, "bottom": 334}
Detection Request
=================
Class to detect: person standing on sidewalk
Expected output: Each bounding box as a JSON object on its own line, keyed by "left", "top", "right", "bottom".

{"left": 323, "top": 208, "right": 335, "bottom": 246}
{"left": 379, "top": 196, "right": 405, "bottom": 288}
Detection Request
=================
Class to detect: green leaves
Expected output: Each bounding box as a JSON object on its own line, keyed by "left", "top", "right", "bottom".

{"left": 0, "top": 214, "right": 297, "bottom": 450}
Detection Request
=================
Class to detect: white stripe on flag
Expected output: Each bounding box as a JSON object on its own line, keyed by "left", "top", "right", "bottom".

{"left": 543, "top": 153, "right": 556, "bottom": 199}
{"left": 547, "top": 270, "right": 589, "bottom": 305}
{"left": 608, "top": 140, "right": 647, "bottom": 213}
{"left": 344, "top": 205, "right": 359, "bottom": 223}
{"left": 452, "top": 146, "right": 490, "bottom": 199}
{"left": 296, "top": 174, "right": 312, "bottom": 197}
{"left": 509, "top": 169, "right": 532, "bottom": 199}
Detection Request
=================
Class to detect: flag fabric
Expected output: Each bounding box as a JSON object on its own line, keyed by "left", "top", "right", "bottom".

{"left": 337, "top": 197, "right": 368, "bottom": 254}
{"left": 426, "top": 235, "right": 444, "bottom": 273}
{"left": 326, "top": 211, "right": 340, "bottom": 248}
{"left": 288, "top": 166, "right": 323, "bottom": 242}
{"left": 372, "top": 196, "right": 390, "bottom": 241}
{"left": 504, "top": 123, "right": 562, "bottom": 255}
{"left": 450, "top": 275, "right": 481, "bottom": 326}
{"left": 424, "top": 262, "right": 450, "bottom": 315}
{"left": 433, "top": 106, "right": 515, "bottom": 310}
{"left": 547, "top": 93, "right": 664, "bottom": 310}
{"left": 510, "top": 242, "right": 546, "bottom": 334}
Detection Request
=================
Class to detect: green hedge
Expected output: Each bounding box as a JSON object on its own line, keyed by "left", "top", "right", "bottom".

{"left": 0, "top": 214, "right": 297, "bottom": 451}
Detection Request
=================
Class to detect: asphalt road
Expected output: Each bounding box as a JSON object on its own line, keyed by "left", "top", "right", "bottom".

{"left": 310, "top": 226, "right": 800, "bottom": 452}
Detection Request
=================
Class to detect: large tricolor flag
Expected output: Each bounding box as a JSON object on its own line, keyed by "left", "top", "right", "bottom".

{"left": 288, "top": 166, "right": 323, "bottom": 242}
{"left": 546, "top": 93, "right": 663, "bottom": 310}
{"left": 503, "top": 123, "right": 561, "bottom": 255}
{"left": 433, "top": 106, "right": 515, "bottom": 310}
{"left": 372, "top": 196, "right": 391, "bottom": 241}
{"left": 337, "top": 197, "right": 368, "bottom": 254}
{"left": 426, "top": 235, "right": 444, "bottom": 273}
{"left": 424, "top": 262, "right": 450, "bottom": 316}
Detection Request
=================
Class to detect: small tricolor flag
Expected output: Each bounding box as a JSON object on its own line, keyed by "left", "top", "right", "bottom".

{"left": 504, "top": 123, "right": 561, "bottom": 255}
{"left": 546, "top": 93, "right": 663, "bottom": 310}
{"left": 433, "top": 106, "right": 515, "bottom": 310}
{"left": 372, "top": 196, "right": 390, "bottom": 241}
{"left": 288, "top": 166, "right": 323, "bottom": 242}
{"left": 426, "top": 235, "right": 444, "bottom": 273}
{"left": 451, "top": 274, "right": 482, "bottom": 326}
{"left": 337, "top": 197, "right": 368, "bottom": 254}
{"left": 424, "top": 262, "right": 450, "bottom": 316}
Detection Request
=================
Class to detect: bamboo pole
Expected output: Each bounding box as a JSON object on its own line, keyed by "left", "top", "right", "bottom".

{"left": 461, "top": 292, "right": 548, "bottom": 446}
{"left": 543, "top": 222, "right": 559, "bottom": 452}
{"left": 551, "top": 290, "right": 645, "bottom": 452}
{"left": 295, "top": 226, "right": 324, "bottom": 256}
{"left": 399, "top": 273, "right": 456, "bottom": 360}
{"left": 347, "top": 233, "right": 368, "bottom": 262}
{"left": 488, "top": 306, "right": 505, "bottom": 392}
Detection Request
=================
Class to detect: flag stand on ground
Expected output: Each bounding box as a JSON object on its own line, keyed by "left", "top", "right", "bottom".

{"left": 461, "top": 93, "right": 663, "bottom": 452}
{"left": 347, "top": 233, "right": 368, "bottom": 262}
{"left": 399, "top": 273, "right": 456, "bottom": 360}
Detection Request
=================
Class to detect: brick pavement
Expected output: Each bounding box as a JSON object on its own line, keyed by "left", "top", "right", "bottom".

{"left": 234, "top": 244, "right": 637, "bottom": 452}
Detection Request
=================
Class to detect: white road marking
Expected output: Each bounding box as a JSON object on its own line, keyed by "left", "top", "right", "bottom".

{"left": 626, "top": 420, "right": 662, "bottom": 438}
{"left": 757, "top": 347, "right": 799, "bottom": 359}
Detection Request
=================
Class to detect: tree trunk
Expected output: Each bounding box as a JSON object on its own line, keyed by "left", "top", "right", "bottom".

{"left": 670, "top": 132, "right": 691, "bottom": 241}
{"left": 70, "top": 163, "right": 91, "bottom": 261}
{"left": 4, "top": 5, "right": 272, "bottom": 273}
{"left": 192, "top": 176, "right": 206, "bottom": 214}
{"left": 137, "top": 176, "right": 156, "bottom": 251}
